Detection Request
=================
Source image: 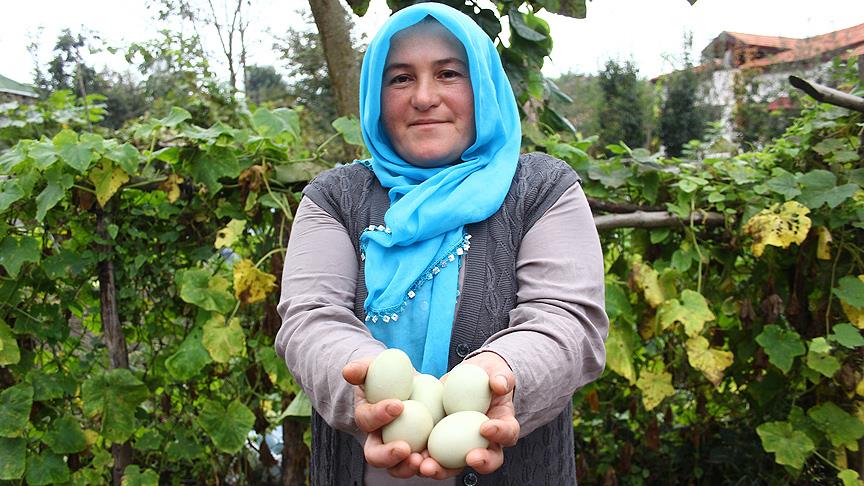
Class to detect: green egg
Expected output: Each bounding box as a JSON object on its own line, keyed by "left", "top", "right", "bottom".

{"left": 382, "top": 400, "right": 434, "bottom": 453}
{"left": 427, "top": 411, "right": 490, "bottom": 469}
{"left": 365, "top": 348, "right": 414, "bottom": 404}
{"left": 442, "top": 363, "right": 491, "bottom": 414}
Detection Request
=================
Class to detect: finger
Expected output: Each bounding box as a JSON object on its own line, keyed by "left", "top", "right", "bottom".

{"left": 387, "top": 452, "right": 424, "bottom": 478}
{"left": 480, "top": 418, "right": 520, "bottom": 447}
{"left": 342, "top": 359, "right": 371, "bottom": 386}
{"left": 489, "top": 372, "right": 515, "bottom": 396}
{"left": 466, "top": 443, "right": 504, "bottom": 474}
{"left": 355, "top": 399, "right": 403, "bottom": 433}
{"left": 364, "top": 433, "right": 411, "bottom": 469}
{"left": 418, "top": 456, "right": 463, "bottom": 480}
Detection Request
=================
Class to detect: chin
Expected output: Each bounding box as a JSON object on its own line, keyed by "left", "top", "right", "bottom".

{"left": 405, "top": 151, "right": 461, "bottom": 168}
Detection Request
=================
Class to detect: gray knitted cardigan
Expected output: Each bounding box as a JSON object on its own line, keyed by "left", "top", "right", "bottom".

{"left": 302, "top": 152, "right": 580, "bottom": 486}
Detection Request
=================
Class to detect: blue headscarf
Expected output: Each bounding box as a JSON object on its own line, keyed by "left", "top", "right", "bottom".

{"left": 358, "top": 3, "right": 520, "bottom": 377}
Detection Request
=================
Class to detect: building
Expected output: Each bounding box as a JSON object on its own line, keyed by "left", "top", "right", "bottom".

{"left": 672, "top": 22, "right": 864, "bottom": 142}
{"left": 0, "top": 74, "right": 38, "bottom": 103}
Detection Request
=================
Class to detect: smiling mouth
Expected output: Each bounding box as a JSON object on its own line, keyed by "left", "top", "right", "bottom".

{"left": 410, "top": 120, "right": 448, "bottom": 126}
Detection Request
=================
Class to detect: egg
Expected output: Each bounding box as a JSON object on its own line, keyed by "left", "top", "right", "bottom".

{"left": 381, "top": 400, "right": 434, "bottom": 453}
{"left": 427, "top": 411, "right": 490, "bottom": 469}
{"left": 442, "top": 363, "right": 491, "bottom": 414}
{"left": 410, "top": 374, "right": 445, "bottom": 424}
{"left": 365, "top": 348, "right": 414, "bottom": 404}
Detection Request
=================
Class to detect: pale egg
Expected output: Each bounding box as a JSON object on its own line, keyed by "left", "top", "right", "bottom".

{"left": 410, "top": 374, "right": 445, "bottom": 424}
{"left": 382, "top": 400, "right": 434, "bottom": 453}
{"left": 364, "top": 348, "right": 414, "bottom": 404}
{"left": 442, "top": 363, "right": 491, "bottom": 414}
{"left": 427, "top": 411, "right": 490, "bottom": 469}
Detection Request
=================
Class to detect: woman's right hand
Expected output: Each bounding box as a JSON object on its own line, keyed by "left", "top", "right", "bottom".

{"left": 342, "top": 358, "right": 425, "bottom": 478}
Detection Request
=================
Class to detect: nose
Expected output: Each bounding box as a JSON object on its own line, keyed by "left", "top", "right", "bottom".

{"left": 411, "top": 76, "right": 441, "bottom": 111}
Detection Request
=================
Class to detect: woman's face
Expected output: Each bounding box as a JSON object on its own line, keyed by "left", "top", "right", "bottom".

{"left": 381, "top": 22, "right": 475, "bottom": 168}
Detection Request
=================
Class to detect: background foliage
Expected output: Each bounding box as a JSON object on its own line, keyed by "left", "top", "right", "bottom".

{"left": 1, "top": 0, "right": 863, "bottom": 485}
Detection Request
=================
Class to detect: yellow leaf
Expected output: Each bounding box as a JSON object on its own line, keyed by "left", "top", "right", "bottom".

{"left": 742, "top": 201, "right": 811, "bottom": 257}
{"left": 83, "top": 429, "right": 100, "bottom": 447}
{"left": 605, "top": 324, "right": 637, "bottom": 385}
{"left": 160, "top": 174, "right": 184, "bottom": 203}
{"left": 686, "top": 336, "right": 734, "bottom": 386}
{"left": 816, "top": 227, "right": 832, "bottom": 260}
{"left": 88, "top": 160, "right": 130, "bottom": 207}
{"left": 842, "top": 275, "right": 864, "bottom": 329}
{"left": 857, "top": 378, "right": 864, "bottom": 397}
{"left": 636, "top": 369, "right": 675, "bottom": 411}
{"left": 657, "top": 289, "right": 716, "bottom": 336}
{"left": 632, "top": 261, "right": 664, "bottom": 308}
{"left": 233, "top": 259, "right": 277, "bottom": 304}
{"left": 215, "top": 219, "right": 246, "bottom": 249}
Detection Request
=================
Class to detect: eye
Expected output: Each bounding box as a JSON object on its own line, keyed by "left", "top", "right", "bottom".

{"left": 438, "top": 69, "right": 463, "bottom": 80}
{"left": 389, "top": 73, "right": 412, "bottom": 85}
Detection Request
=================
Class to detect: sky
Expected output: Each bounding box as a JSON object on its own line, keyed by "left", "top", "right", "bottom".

{"left": 1, "top": 0, "right": 863, "bottom": 87}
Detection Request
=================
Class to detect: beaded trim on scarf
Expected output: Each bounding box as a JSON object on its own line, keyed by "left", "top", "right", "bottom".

{"left": 361, "top": 229, "right": 472, "bottom": 325}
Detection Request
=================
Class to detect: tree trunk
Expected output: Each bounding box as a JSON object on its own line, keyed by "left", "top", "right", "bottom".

{"left": 308, "top": 0, "right": 360, "bottom": 117}
{"left": 96, "top": 208, "right": 132, "bottom": 484}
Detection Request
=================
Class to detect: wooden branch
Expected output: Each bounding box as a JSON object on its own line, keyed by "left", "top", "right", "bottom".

{"left": 789, "top": 75, "right": 864, "bottom": 113}
{"left": 587, "top": 198, "right": 664, "bottom": 214}
{"left": 594, "top": 210, "right": 726, "bottom": 231}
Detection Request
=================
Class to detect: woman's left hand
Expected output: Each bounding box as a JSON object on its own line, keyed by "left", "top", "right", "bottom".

{"left": 419, "top": 351, "right": 520, "bottom": 479}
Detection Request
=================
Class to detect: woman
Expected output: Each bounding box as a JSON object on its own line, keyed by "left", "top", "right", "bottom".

{"left": 275, "top": 3, "right": 608, "bottom": 485}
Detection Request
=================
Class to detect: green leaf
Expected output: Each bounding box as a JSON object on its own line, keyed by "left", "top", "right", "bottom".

{"left": 331, "top": 116, "right": 364, "bottom": 146}
{"left": 53, "top": 129, "right": 95, "bottom": 173}
{"left": 755, "top": 325, "right": 805, "bottom": 374}
{"left": 28, "top": 142, "right": 58, "bottom": 170}
{"left": 756, "top": 421, "right": 814, "bottom": 469}
{"left": 0, "top": 236, "right": 40, "bottom": 278}
{"left": 197, "top": 399, "right": 255, "bottom": 453}
{"left": 176, "top": 268, "right": 235, "bottom": 313}
{"left": 765, "top": 170, "right": 801, "bottom": 199}
{"left": 811, "top": 137, "right": 847, "bottom": 155}
{"left": 509, "top": 8, "right": 548, "bottom": 41}
{"left": 158, "top": 106, "right": 192, "bottom": 127}
{"left": 251, "top": 107, "right": 299, "bottom": 139}
{"left": 605, "top": 321, "right": 637, "bottom": 384}
{"left": 0, "top": 319, "right": 20, "bottom": 366}
{"left": 134, "top": 430, "right": 163, "bottom": 452}
{"left": 657, "top": 289, "right": 715, "bottom": 336}
{"left": 165, "top": 428, "right": 205, "bottom": 461}
{"left": 829, "top": 323, "right": 864, "bottom": 348}
{"left": 834, "top": 276, "right": 864, "bottom": 308}
{"left": 35, "top": 164, "right": 74, "bottom": 222}
{"left": 0, "top": 437, "right": 25, "bottom": 480}
{"left": 281, "top": 390, "right": 312, "bottom": 420}
{"left": 272, "top": 161, "right": 331, "bottom": 184}
{"left": 0, "top": 383, "right": 33, "bottom": 437}
{"left": 258, "top": 347, "right": 297, "bottom": 393}
{"left": 121, "top": 465, "right": 159, "bottom": 486}
{"left": 81, "top": 369, "right": 148, "bottom": 443}
{"left": 151, "top": 146, "right": 180, "bottom": 165}
{"left": 344, "top": 0, "right": 370, "bottom": 16}
{"left": 188, "top": 146, "right": 240, "bottom": 194}
{"left": 806, "top": 337, "right": 841, "bottom": 378}
{"left": 822, "top": 183, "right": 859, "bottom": 208}
{"left": 25, "top": 451, "right": 70, "bottom": 485}
{"left": 202, "top": 315, "right": 245, "bottom": 363}
{"left": 0, "top": 145, "right": 27, "bottom": 173}
{"left": 26, "top": 369, "right": 74, "bottom": 401}
{"left": 0, "top": 179, "right": 24, "bottom": 213}
{"left": 554, "top": 0, "right": 587, "bottom": 18}
{"left": 808, "top": 402, "right": 864, "bottom": 450}
{"left": 838, "top": 469, "right": 861, "bottom": 486}
{"left": 43, "top": 415, "right": 87, "bottom": 454}
{"left": 165, "top": 328, "right": 213, "bottom": 380}
{"left": 105, "top": 143, "right": 141, "bottom": 175}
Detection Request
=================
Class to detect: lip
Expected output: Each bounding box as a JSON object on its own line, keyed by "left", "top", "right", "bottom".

{"left": 409, "top": 119, "right": 448, "bottom": 126}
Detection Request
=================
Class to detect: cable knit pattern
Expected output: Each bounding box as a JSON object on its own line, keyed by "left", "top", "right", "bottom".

{"left": 302, "top": 153, "right": 580, "bottom": 486}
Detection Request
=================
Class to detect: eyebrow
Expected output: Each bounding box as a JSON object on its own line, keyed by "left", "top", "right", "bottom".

{"left": 384, "top": 57, "right": 468, "bottom": 73}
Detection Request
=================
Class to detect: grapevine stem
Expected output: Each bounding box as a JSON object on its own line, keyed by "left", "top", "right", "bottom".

{"left": 812, "top": 449, "right": 843, "bottom": 472}
{"left": 825, "top": 243, "right": 844, "bottom": 334}
{"left": 254, "top": 248, "right": 285, "bottom": 269}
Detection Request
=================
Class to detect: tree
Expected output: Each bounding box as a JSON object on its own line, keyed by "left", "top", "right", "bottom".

{"left": 596, "top": 59, "right": 648, "bottom": 150}
{"left": 658, "top": 33, "right": 707, "bottom": 157}
{"left": 549, "top": 72, "right": 602, "bottom": 137}
{"left": 307, "top": 0, "right": 361, "bottom": 118}
{"left": 244, "top": 65, "right": 291, "bottom": 106}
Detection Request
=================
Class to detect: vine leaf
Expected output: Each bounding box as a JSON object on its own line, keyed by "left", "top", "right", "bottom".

{"left": 0, "top": 319, "right": 20, "bottom": 366}
{"left": 509, "top": 7, "right": 548, "bottom": 42}
{"left": 36, "top": 164, "right": 74, "bottom": 221}
{"left": 816, "top": 227, "right": 832, "bottom": 260}
{"left": 805, "top": 337, "right": 841, "bottom": 378}
{"left": 158, "top": 106, "right": 192, "bottom": 128}
{"left": 829, "top": 323, "right": 864, "bottom": 349}
{"left": 258, "top": 347, "right": 297, "bottom": 394}
{"left": 605, "top": 321, "right": 637, "bottom": 385}
{"left": 658, "top": 289, "right": 715, "bottom": 336}
{"left": 251, "top": 107, "right": 299, "bottom": 140}
{"left": 188, "top": 146, "right": 241, "bottom": 194}
{"left": 159, "top": 173, "right": 184, "bottom": 203}
{"left": 742, "top": 201, "right": 811, "bottom": 257}
{"left": 0, "top": 437, "right": 25, "bottom": 480}
{"left": 755, "top": 325, "right": 805, "bottom": 374}
{"left": 765, "top": 169, "right": 801, "bottom": 199}
{"left": 165, "top": 328, "right": 212, "bottom": 381}
{"left": 807, "top": 402, "right": 864, "bottom": 450}
{"left": 81, "top": 369, "right": 148, "bottom": 443}
{"left": 24, "top": 451, "right": 71, "bottom": 485}
{"left": 104, "top": 142, "right": 141, "bottom": 175}
{"left": 0, "top": 236, "right": 40, "bottom": 278}
{"left": 685, "top": 336, "right": 733, "bottom": 386}
{"left": 214, "top": 219, "right": 246, "bottom": 249}
{"left": 838, "top": 469, "right": 861, "bottom": 486}
{"left": 42, "top": 416, "right": 87, "bottom": 454}
{"left": 26, "top": 369, "right": 74, "bottom": 402}
{"left": 0, "top": 179, "right": 25, "bottom": 213}
{"left": 835, "top": 275, "right": 864, "bottom": 308}
{"left": 165, "top": 428, "right": 205, "bottom": 461}
{"left": 635, "top": 369, "right": 674, "bottom": 411}
{"left": 332, "top": 116, "right": 364, "bottom": 146}
{"left": 53, "top": 128, "right": 96, "bottom": 173}
{"left": 88, "top": 160, "right": 130, "bottom": 207}
{"left": 202, "top": 315, "right": 246, "bottom": 363}
{"left": 197, "top": 399, "right": 255, "bottom": 453}
{"left": 756, "top": 421, "right": 814, "bottom": 469}
{"left": 0, "top": 383, "right": 33, "bottom": 437}
{"left": 631, "top": 261, "right": 666, "bottom": 308}
{"left": 177, "top": 269, "right": 235, "bottom": 314}
{"left": 28, "top": 141, "right": 58, "bottom": 170}
{"left": 233, "top": 259, "right": 277, "bottom": 305}
{"left": 121, "top": 465, "right": 159, "bottom": 486}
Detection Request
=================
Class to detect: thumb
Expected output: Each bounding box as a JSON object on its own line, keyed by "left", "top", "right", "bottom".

{"left": 342, "top": 359, "right": 371, "bottom": 385}
{"left": 490, "top": 372, "right": 514, "bottom": 396}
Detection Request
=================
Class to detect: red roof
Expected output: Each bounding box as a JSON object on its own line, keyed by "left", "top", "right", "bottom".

{"left": 742, "top": 22, "right": 864, "bottom": 68}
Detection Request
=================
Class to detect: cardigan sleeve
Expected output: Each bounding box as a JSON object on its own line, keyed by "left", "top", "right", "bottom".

{"left": 466, "top": 181, "right": 609, "bottom": 437}
{"left": 275, "top": 196, "right": 386, "bottom": 442}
